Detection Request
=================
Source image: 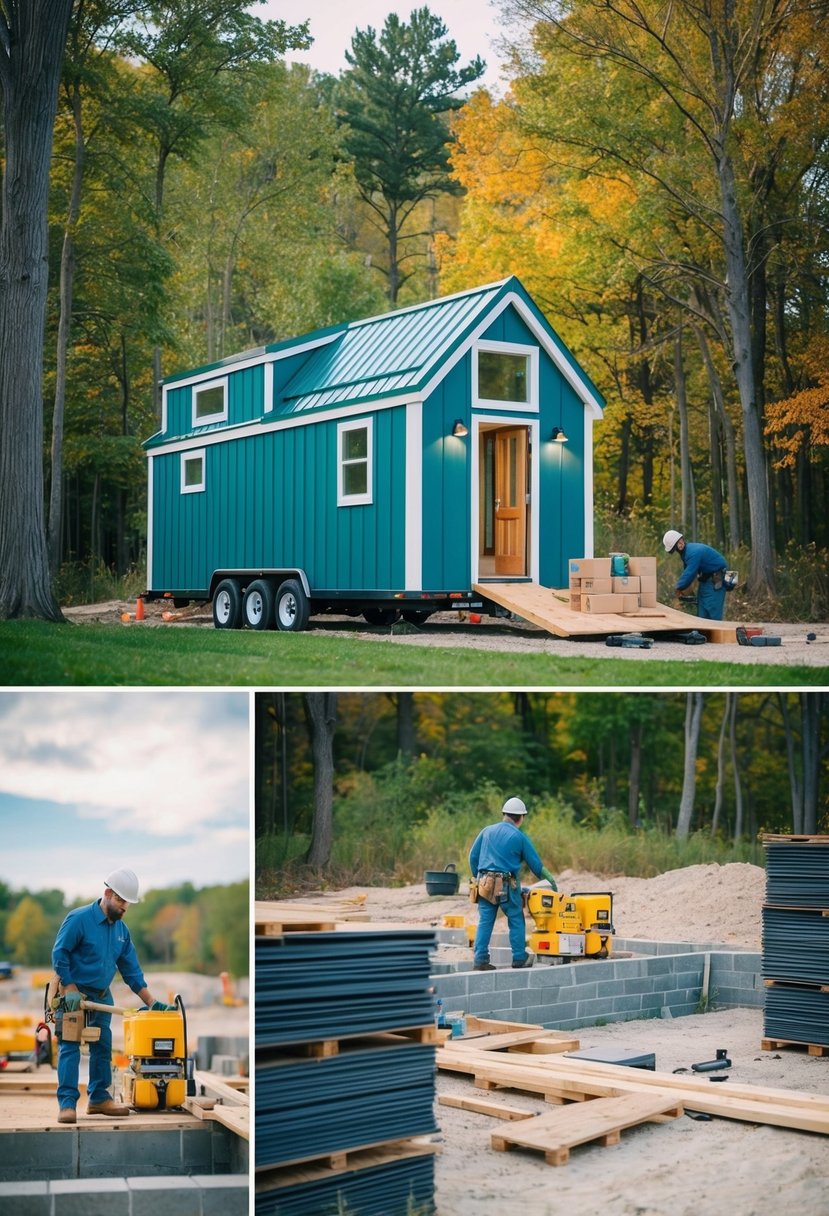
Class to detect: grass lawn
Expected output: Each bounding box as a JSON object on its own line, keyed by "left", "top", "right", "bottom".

{"left": 0, "top": 620, "right": 822, "bottom": 686}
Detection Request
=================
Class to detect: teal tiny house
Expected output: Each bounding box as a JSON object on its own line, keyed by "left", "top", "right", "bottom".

{"left": 144, "top": 276, "right": 605, "bottom": 630}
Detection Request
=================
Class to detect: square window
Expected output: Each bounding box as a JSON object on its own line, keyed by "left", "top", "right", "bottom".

{"left": 193, "top": 379, "right": 227, "bottom": 426}
{"left": 181, "top": 449, "right": 205, "bottom": 494}
{"left": 338, "top": 419, "right": 372, "bottom": 506}
{"left": 478, "top": 350, "right": 529, "bottom": 403}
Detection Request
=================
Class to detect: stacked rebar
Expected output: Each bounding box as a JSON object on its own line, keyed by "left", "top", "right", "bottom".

{"left": 762, "top": 836, "right": 829, "bottom": 1048}
{"left": 255, "top": 924, "right": 438, "bottom": 1216}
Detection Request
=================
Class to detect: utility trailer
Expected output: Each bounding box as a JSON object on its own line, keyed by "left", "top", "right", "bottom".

{"left": 144, "top": 277, "right": 605, "bottom": 632}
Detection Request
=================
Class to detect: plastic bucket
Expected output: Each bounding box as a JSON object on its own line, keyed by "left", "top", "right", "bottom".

{"left": 425, "top": 863, "right": 459, "bottom": 896}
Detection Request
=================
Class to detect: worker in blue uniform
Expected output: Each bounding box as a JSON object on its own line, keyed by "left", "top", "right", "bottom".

{"left": 468, "top": 797, "right": 558, "bottom": 971}
{"left": 662, "top": 529, "right": 730, "bottom": 620}
{"left": 52, "top": 867, "right": 175, "bottom": 1124}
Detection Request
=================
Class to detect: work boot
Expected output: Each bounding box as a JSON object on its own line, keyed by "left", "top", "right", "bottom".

{"left": 511, "top": 955, "right": 535, "bottom": 969}
{"left": 87, "top": 1099, "right": 130, "bottom": 1117}
{"left": 57, "top": 1107, "right": 77, "bottom": 1124}
{"left": 473, "top": 962, "right": 496, "bottom": 971}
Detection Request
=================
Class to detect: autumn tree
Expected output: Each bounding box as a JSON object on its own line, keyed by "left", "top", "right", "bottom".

{"left": 0, "top": 0, "right": 74, "bottom": 620}
{"left": 335, "top": 6, "right": 484, "bottom": 305}
{"left": 5, "top": 896, "right": 53, "bottom": 966}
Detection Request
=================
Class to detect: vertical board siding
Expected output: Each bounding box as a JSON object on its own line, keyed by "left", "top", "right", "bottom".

{"left": 421, "top": 362, "right": 471, "bottom": 589}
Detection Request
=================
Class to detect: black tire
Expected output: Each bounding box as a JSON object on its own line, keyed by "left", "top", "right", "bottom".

{"left": 243, "top": 579, "right": 275, "bottom": 630}
{"left": 401, "top": 609, "right": 432, "bottom": 625}
{"left": 212, "top": 579, "right": 243, "bottom": 629}
{"left": 275, "top": 578, "right": 310, "bottom": 632}
{"left": 363, "top": 608, "right": 401, "bottom": 626}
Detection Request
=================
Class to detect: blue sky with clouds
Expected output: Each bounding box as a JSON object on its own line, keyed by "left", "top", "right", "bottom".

{"left": 259, "top": 0, "right": 513, "bottom": 94}
{"left": 0, "top": 692, "right": 250, "bottom": 903}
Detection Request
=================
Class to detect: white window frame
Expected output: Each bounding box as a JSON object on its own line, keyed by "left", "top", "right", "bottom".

{"left": 192, "top": 376, "right": 228, "bottom": 427}
{"left": 472, "top": 340, "right": 539, "bottom": 413}
{"left": 337, "top": 418, "right": 373, "bottom": 506}
{"left": 180, "top": 448, "right": 206, "bottom": 494}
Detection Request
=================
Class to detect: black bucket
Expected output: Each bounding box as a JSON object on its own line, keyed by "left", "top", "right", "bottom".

{"left": 424, "top": 863, "right": 459, "bottom": 896}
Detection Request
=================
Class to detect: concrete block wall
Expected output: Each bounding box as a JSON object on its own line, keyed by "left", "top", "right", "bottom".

{"left": 432, "top": 948, "right": 762, "bottom": 1030}
{"left": 0, "top": 1174, "right": 247, "bottom": 1216}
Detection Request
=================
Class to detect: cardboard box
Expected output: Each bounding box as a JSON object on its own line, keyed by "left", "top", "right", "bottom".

{"left": 628, "top": 556, "right": 657, "bottom": 577}
{"left": 639, "top": 591, "right": 658, "bottom": 608}
{"left": 569, "top": 558, "right": 612, "bottom": 578}
{"left": 620, "top": 594, "right": 641, "bottom": 612}
{"left": 570, "top": 596, "right": 582, "bottom": 612}
{"left": 582, "top": 577, "right": 613, "bottom": 594}
{"left": 583, "top": 593, "right": 624, "bottom": 613}
{"left": 612, "top": 575, "right": 640, "bottom": 593}
{"left": 638, "top": 574, "right": 657, "bottom": 595}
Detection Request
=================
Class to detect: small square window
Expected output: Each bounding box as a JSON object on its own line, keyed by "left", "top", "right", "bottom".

{"left": 193, "top": 378, "right": 227, "bottom": 426}
{"left": 478, "top": 350, "right": 529, "bottom": 403}
{"left": 338, "top": 419, "right": 372, "bottom": 506}
{"left": 181, "top": 449, "right": 205, "bottom": 494}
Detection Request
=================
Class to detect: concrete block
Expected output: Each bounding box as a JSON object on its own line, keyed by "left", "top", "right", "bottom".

{"left": 611, "top": 994, "right": 643, "bottom": 1014}
{"left": 595, "top": 980, "right": 626, "bottom": 999}
{"left": 0, "top": 1180, "right": 50, "bottom": 1215}
{"left": 128, "top": 1175, "right": 201, "bottom": 1216}
{"left": 432, "top": 974, "right": 469, "bottom": 1000}
{"left": 192, "top": 1174, "right": 249, "bottom": 1216}
{"left": 624, "top": 977, "right": 657, "bottom": 995}
{"left": 51, "top": 1176, "right": 129, "bottom": 1216}
{"left": 528, "top": 966, "right": 573, "bottom": 988}
{"left": 182, "top": 1127, "right": 215, "bottom": 1173}
{"left": 79, "top": 1128, "right": 187, "bottom": 1177}
{"left": 0, "top": 1130, "right": 77, "bottom": 1180}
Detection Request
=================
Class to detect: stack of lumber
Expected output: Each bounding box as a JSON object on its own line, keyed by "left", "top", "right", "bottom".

{"left": 568, "top": 556, "right": 658, "bottom": 614}
{"left": 762, "top": 835, "right": 829, "bottom": 1052}
{"left": 255, "top": 902, "right": 438, "bottom": 1216}
{"left": 437, "top": 1023, "right": 829, "bottom": 1166}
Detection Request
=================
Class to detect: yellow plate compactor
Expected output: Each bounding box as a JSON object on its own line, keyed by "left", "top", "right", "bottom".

{"left": 526, "top": 888, "right": 615, "bottom": 960}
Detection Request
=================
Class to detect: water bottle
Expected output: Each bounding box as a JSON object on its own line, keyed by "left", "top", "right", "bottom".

{"left": 435, "top": 998, "right": 446, "bottom": 1029}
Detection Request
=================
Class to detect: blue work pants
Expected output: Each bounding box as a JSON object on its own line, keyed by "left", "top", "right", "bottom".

{"left": 57, "top": 991, "right": 114, "bottom": 1110}
{"left": 697, "top": 579, "right": 726, "bottom": 620}
{"left": 473, "top": 881, "right": 528, "bottom": 965}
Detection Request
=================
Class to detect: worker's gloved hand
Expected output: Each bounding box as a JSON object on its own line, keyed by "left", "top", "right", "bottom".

{"left": 540, "top": 867, "right": 558, "bottom": 891}
{"left": 63, "top": 991, "right": 83, "bottom": 1011}
{"left": 150, "top": 1001, "right": 177, "bottom": 1011}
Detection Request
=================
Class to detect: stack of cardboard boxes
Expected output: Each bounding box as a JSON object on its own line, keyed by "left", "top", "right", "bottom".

{"left": 568, "top": 555, "right": 659, "bottom": 614}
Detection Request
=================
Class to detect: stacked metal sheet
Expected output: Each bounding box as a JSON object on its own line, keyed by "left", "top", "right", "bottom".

{"left": 765, "top": 841, "right": 829, "bottom": 907}
{"left": 256, "top": 930, "right": 436, "bottom": 1047}
{"left": 256, "top": 925, "right": 437, "bottom": 1216}
{"left": 255, "top": 1149, "right": 435, "bottom": 1216}
{"left": 762, "top": 836, "right": 829, "bottom": 1046}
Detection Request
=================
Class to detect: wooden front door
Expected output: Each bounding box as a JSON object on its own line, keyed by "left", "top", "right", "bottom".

{"left": 494, "top": 427, "right": 528, "bottom": 576}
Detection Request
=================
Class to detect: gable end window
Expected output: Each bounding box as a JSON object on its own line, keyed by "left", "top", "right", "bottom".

{"left": 181, "top": 449, "right": 206, "bottom": 494}
{"left": 474, "top": 342, "right": 538, "bottom": 411}
{"left": 192, "top": 378, "right": 228, "bottom": 426}
{"left": 338, "top": 419, "right": 373, "bottom": 506}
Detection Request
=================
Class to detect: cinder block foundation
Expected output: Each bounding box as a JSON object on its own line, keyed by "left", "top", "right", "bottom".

{"left": 0, "top": 1174, "right": 247, "bottom": 1216}
{"left": 433, "top": 930, "right": 761, "bottom": 1029}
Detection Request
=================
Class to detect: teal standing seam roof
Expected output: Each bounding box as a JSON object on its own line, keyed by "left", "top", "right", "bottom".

{"left": 279, "top": 279, "right": 508, "bottom": 414}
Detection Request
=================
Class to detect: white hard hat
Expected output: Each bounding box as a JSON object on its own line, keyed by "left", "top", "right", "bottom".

{"left": 662, "top": 529, "right": 683, "bottom": 552}
{"left": 104, "top": 867, "right": 141, "bottom": 903}
{"left": 502, "top": 797, "right": 527, "bottom": 818}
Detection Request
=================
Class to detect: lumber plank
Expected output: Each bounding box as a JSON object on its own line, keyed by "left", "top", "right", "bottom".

{"left": 491, "top": 1093, "right": 683, "bottom": 1166}
{"left": 439, "top": 1094, "right": 538, "bottom": 1121}
{"left": 449, "top": 1029, "right": 578, "bottom": 1054}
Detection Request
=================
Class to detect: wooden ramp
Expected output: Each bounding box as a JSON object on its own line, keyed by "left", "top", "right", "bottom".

{"left": 474, "top": 582, "right": 737, "bottom": 643}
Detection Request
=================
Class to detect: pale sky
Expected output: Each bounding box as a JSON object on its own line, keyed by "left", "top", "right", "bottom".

{"left": 0, "top": 692, "right": 250, "bottom": 903}
{"left": 257, "top": 0, "right": 515, "bottom": 94}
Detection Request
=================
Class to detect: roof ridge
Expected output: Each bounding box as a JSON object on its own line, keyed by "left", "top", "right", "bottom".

{"left": 347, "top": 276, "right": 514, "bottom": 331}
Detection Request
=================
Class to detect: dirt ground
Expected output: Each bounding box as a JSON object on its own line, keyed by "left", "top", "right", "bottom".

{"left": 300, "top": 868, "right": 829, "bottom": 1216}
{"left": 62, "top": 599, "right": 829, "bottom": 670}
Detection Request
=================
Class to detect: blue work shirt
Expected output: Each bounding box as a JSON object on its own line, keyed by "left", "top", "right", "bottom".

{"left": 52, "top": 899, "right": 146, "bottom": 995}
{"left": 469, "top": 820, "right": 545, "bottom": 881}
{"left": 675, "top": 541, "right": 727, "bottom": 592}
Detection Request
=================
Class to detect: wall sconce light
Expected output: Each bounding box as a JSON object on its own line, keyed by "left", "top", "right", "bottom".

{"left": 452, "top": 419, "right": 469, "bottom": 437}
{"left": 551, "top": 427, "right": 568, "bottom": 443}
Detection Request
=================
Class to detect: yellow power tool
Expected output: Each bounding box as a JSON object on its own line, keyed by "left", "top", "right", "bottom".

{"left": 526, "top": 888, "right": 614, "bottom": 960}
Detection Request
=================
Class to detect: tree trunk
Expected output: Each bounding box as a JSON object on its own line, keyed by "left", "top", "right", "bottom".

{"left": 778, "top": 693, "right": 803, "bottom": 835}
{"left": 628, "top": 718, "right": 641, "bottom": 828}
{"left": 304, "top": 693, "right": 337, "bottom": 868}
{"left": 711, "top": 693, "right": 730, "bottom": 838}
{"left": 729, "top": 692, "right": 744, "bottom": 842}
{"left": 674, "top": 327, "right": 692, "bottom": 535}
{"left": 676, "top": 692, "right": 704, "bottom": 840}
{"left": 396, "top": 692, "right": 416, "bottom": 760}
{"left": 801, "top": 692, "right": 823, "bottom": 835}
{"left": 693, "top": 319, "right": 741, "bottom": 550}
{"left": 0, "top": 0, "right": 73, "bottom": 620}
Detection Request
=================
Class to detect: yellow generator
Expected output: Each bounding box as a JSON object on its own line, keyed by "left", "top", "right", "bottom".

{"left": 121, "top": 996, "right": 193, "bottom": 1111}
{"left": 526, "top": 889, "right": 614, "bottom": 960}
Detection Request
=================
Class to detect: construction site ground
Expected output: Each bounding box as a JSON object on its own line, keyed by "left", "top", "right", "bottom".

{"left": 62, "top": 600, "right": 829, "bottom": 669}
{"left": 273, "top": 869, "right": 829, "bottom": 1216}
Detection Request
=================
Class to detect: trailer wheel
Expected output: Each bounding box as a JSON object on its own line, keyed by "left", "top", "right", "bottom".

{"left": 275, "top": 579, "right": 310, "bottom": 632}
{"left": 243, "top": 579, "right": 275, "bottom": 630}
{"left": 213, "top": 579, "right": 243, "bottom": 629}
{"left": 363, "top": 608, "right": 401, "bottom": 626}
{"left": 401, "top": 609, "right": 432, "bottom": 625}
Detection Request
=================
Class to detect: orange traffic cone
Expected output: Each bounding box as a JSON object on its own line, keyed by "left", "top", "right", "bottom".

{"left": 135, "top": 596, "right": 145, "bottom": 621}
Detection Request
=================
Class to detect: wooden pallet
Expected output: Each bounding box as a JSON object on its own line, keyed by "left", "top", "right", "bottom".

{"left": 264, "top": 1024, "right": 439, "bottom": 1059}
{"left": 764, "top": 978, "right": 829, "bottom": 992}
{"left": 491, "top": 1092, "right": 683, "bottom": 1165}
{"left": 255, "top": 1138, "right": 437, "bottom": 1194}
{"left": 439, "top": 1094, "right": 540, "bottom": 1121}
{"left": 761, "top": 835, "right": 829, "bottom": 844}
{"left": 446, "top": 1028, "right": 580, "bottom": 1055}
{"left": 761, "top": 1037, "right": 829, "bottom": 1057}
{"left": 254, "top": 898, "right": 372, "bottom": 936}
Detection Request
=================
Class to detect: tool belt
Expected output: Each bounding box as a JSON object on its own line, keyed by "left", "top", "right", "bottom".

{"left": 699, "top": 569, "right": 726, "bottom": 590}
{"left": 477, "top": 872, "right": 514, "bottom": 904}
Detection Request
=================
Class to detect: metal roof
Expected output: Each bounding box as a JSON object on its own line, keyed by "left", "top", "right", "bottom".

{"left": 278, "top": 279, "right": 509, "bottom": 414}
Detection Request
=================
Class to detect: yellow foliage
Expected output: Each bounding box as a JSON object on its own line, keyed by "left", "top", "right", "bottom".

{"left": 765, "top": 335, "right": 829, "bottom": 467}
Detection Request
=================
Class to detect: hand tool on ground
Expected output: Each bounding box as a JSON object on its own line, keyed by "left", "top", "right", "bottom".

{"left": 691, "top": 1048, "right": 731, "bottom": 1072}
{"left": 605, "top": 634, "right": 653, "bottom": 648}
{"left": 524, "top": 887, "right": 615, "bottom": 960}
